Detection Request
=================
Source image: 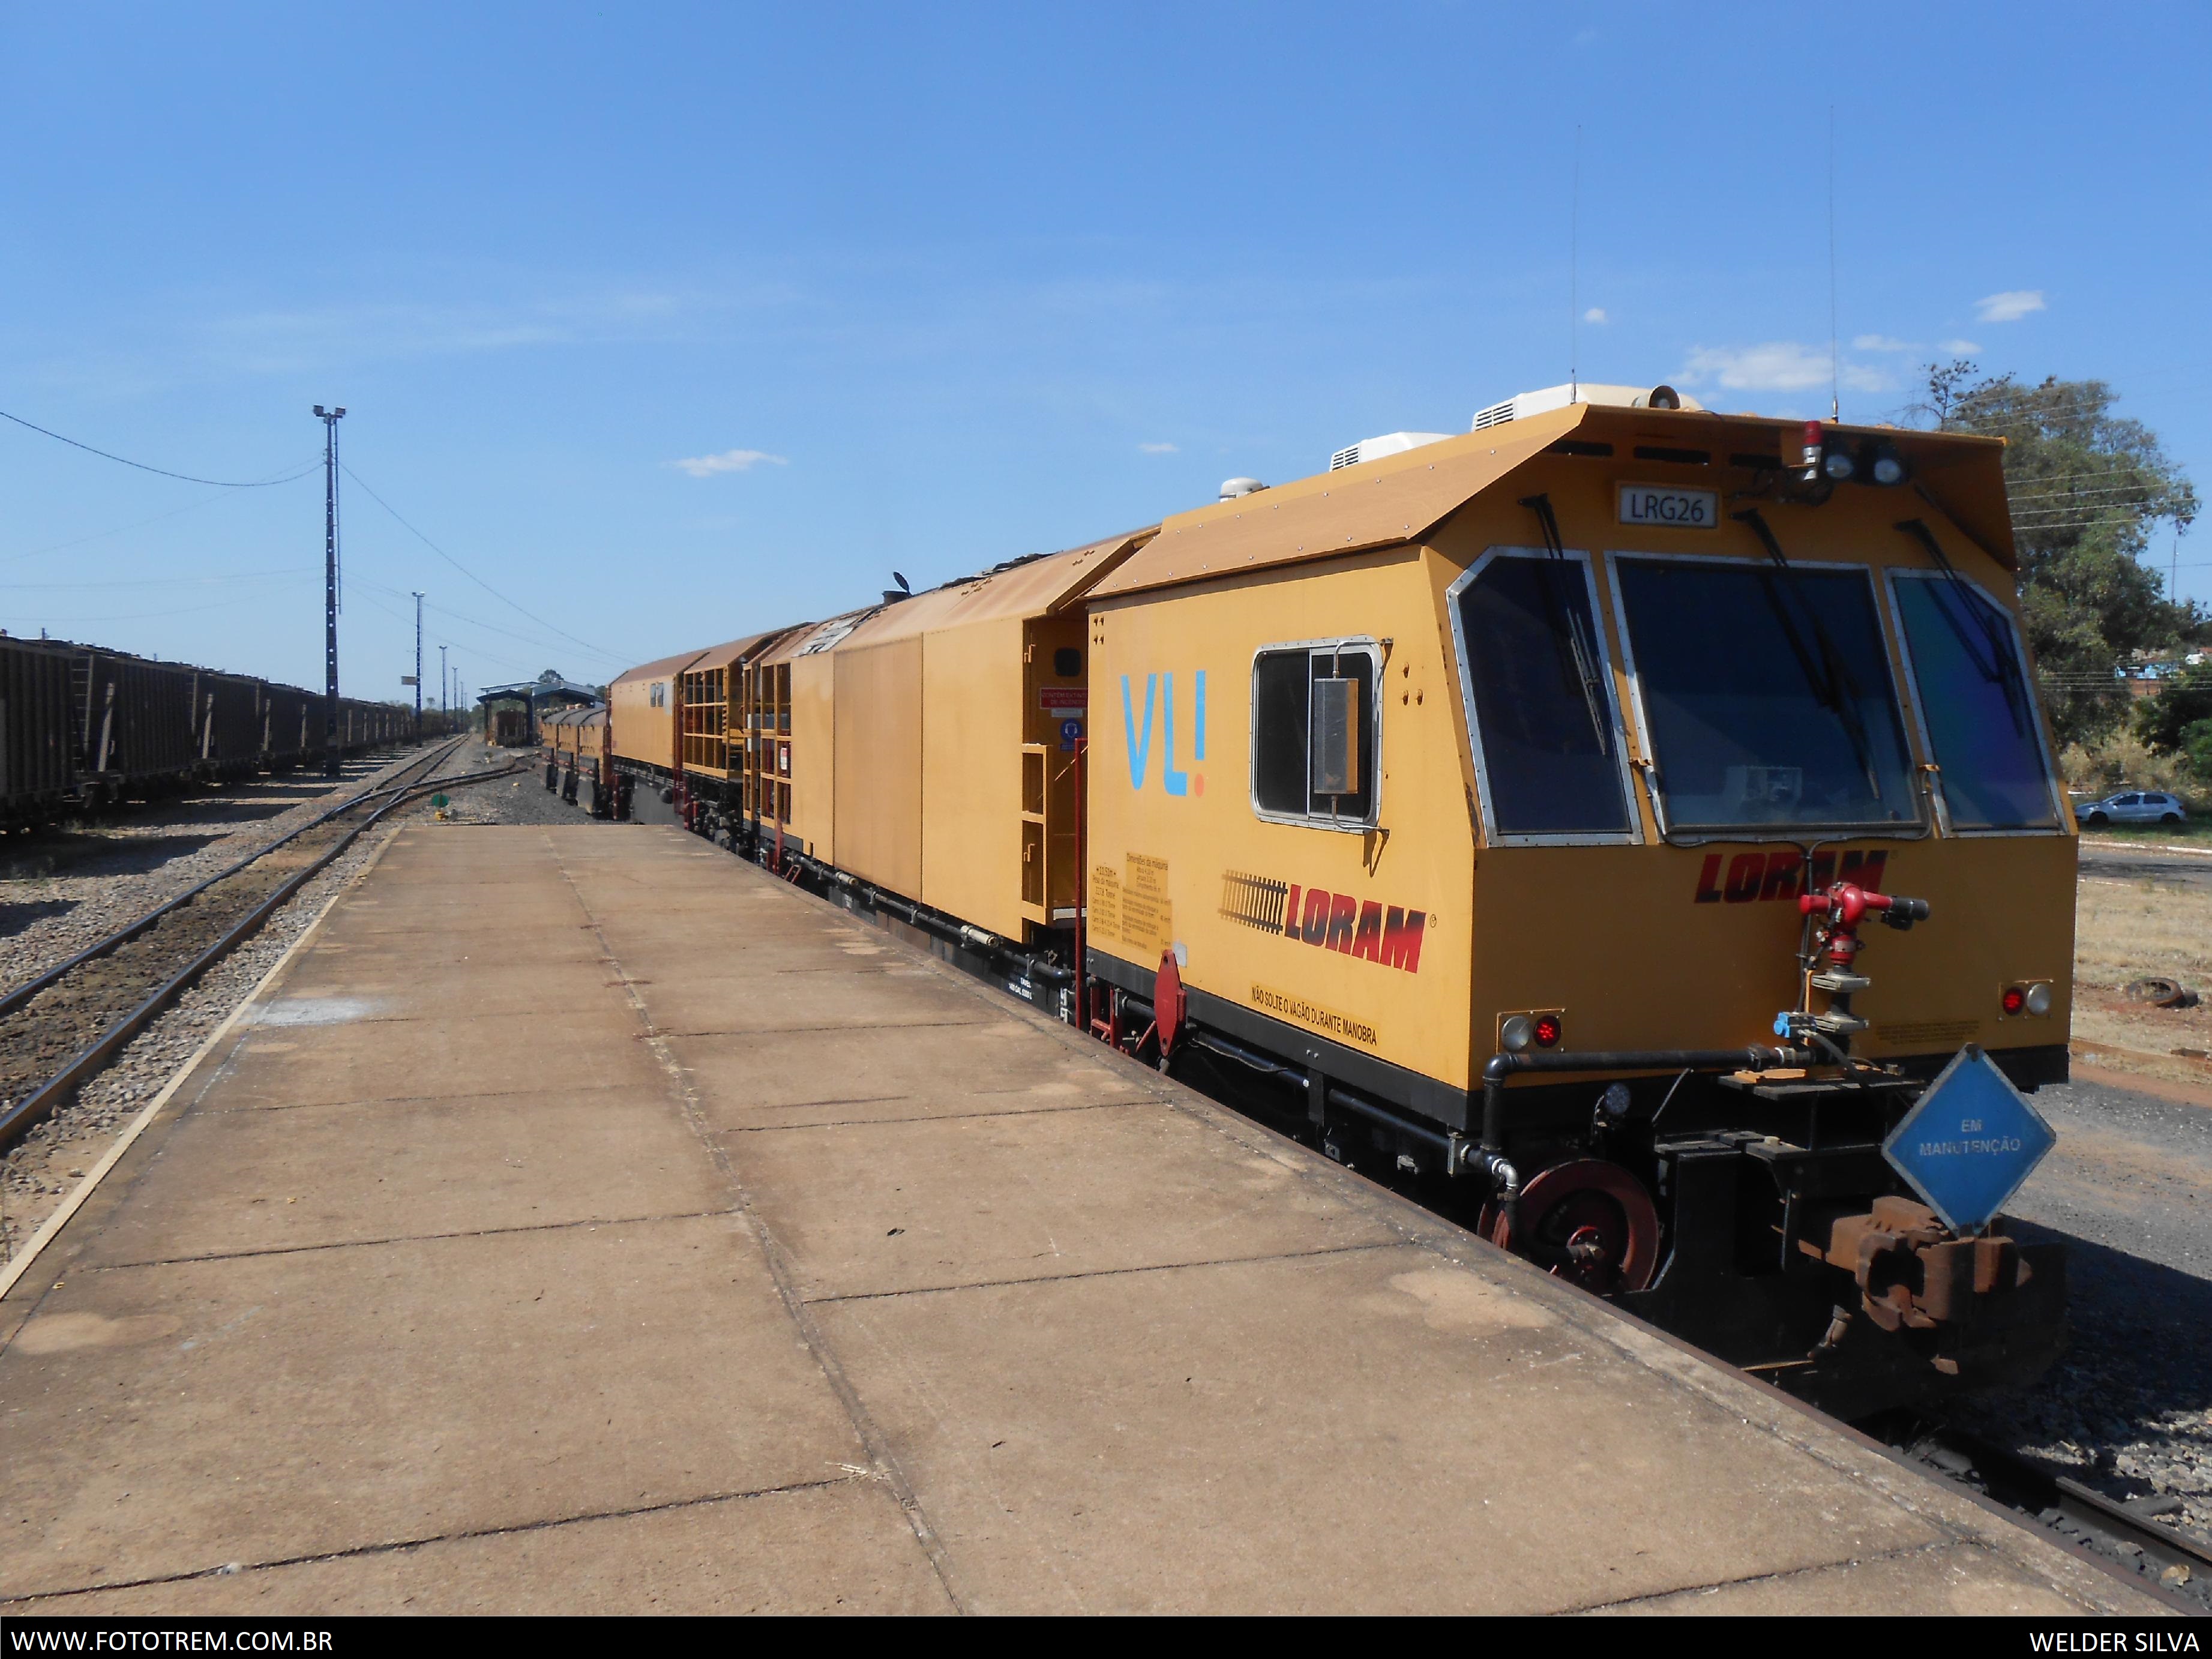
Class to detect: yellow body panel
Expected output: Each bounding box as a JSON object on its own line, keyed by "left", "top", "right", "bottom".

{"left": 576, "top": 708, "right": 607, "bottom": 764}
{"left": 832, "top": 637, "right": 924, "bottom": 896}
{"left": 1088, "top": 547, "right": 1479, "bottom": 1091}
{"left": 813, "top": 538, "right": 1147, "bottom": 936}
{"left": 609, "top": 647, "right": 703, "bottom": 772}
{"left": 788, "top": 652, "right": 835, "bottom": 860}
{"left": 919, "top": 613, "right": 1027, "bottom": 939}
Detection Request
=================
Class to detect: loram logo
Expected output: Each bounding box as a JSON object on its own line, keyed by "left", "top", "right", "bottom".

{"left": 1122, "top": 671, "right": 1206, "bottom": 796}
{"left": 1219, "top": 871, "right": 1426, "bottom": 974}
{"left": 1694, "top": 848, "right": 1889, "bottom": 904}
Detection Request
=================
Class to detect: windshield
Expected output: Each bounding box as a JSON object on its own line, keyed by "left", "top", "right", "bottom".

{"left": 1615, "top": 558, "right": 1919, "bottom": 833}
{"left": 1454, "top": 553, "right": 1632, "bottom": 837}
{"left": 1890, "top": 575, "right": 2059, "bottom": 830}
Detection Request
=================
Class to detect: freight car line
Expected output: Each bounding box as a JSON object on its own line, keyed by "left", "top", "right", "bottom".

{"left": 0, "top": 738, "right": 463, "bottom": 1019}
{"left": 0, "top": 738, "right": 518, "bottom": 1155}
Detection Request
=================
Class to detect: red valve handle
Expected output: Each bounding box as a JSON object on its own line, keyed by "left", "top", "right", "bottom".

{"left": 1797, "top": 882, "right": 1930, "bottom": 925}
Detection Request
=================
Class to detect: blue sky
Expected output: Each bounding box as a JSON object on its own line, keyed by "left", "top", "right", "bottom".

{"left": 2, "top": 3, "right": 2206, "bottom": 697}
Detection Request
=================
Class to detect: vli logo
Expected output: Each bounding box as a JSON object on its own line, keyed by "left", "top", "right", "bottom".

{"left": 1122, "top": 672, "right": 1207, "bottom": 796}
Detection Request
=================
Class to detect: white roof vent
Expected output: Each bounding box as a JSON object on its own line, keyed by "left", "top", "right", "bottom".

{"left": 1328, "top": 431, "right": 1454, "bottom": 472}
{"left": 1471, "top": 383, "right": 1703, "bottom": 430}
{"left": 1219, "top": 477, "right": 1267, "bottom": 501}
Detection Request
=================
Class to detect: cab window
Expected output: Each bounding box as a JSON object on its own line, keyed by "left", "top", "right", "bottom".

{"left": 1252, "top": 641, "right": 1379, "bottom": 828}
{"left": 1614, "top": 557, "right": 1917, "bottom": 833}
{"left": 1890, "top": 574, "right": 2058, "bottom": 831}
{"left": 1450, "top": 551, "right": 1632, "bottom": 839}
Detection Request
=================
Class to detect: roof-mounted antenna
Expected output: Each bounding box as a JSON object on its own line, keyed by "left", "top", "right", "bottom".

{"left": 1827, "top": 105, "right": 1841, "bottom": 423}
{"left": 1570, "top": 124, "right": 1582, "bottom": 406}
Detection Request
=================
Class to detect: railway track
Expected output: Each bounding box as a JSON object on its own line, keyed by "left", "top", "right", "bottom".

{"left": 1901, "top": 1427, "right": 2212, "bottom": 1606}
{"left": 0, "top": 738, "right": 519, "bottom": 1155}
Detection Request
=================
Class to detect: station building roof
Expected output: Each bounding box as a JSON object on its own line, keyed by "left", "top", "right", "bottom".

{"left": 478, "top": 669, "right": 601, "bottom": 707}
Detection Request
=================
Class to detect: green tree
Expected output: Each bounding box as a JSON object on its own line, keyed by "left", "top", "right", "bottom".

{"left": 2185, "top": 718, "right": 2212, "bottom": 784}
{"left": 2135, "top": 660, "right": 2212, "bottom": 751}
{"left": 1918, "top": 363, "right": 2200, "bottom": 744}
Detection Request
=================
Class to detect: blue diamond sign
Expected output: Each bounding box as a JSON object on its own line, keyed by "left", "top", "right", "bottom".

{"left": 1882, "top": 1045, "right": 2058, "bottom": 1234}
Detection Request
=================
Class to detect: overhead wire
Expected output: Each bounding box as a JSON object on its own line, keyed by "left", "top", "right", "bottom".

{"left": 0, "top": 458, "right": 322, "bottom": 565}
{"left": 0, "top": 407, "right": 320, "bottom": 489}
{"left": 2006, "top": 484, "right": 2174, "bottom": 504}
{"left": 0, "top": 567, "right": 316, "bottom": 591}
{"left": 345, "top": 584, "right": 550, "bottom": 681}
{"left": 338, "top": 460, "right": 637, "bottom": 667}
{"left": 349, "top": 573, "right": 628, "bottom": 672}
{"left": 0, "top": 591, "right": 314, "bottom": 627}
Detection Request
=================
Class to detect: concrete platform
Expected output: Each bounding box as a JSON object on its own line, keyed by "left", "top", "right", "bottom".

{"left": 0, "top": 823, "right": 2171, "bottom": 1615}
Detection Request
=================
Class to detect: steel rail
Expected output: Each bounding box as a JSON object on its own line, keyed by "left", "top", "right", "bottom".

{"left": 0, "top": 749, "right": 521, "bottom": 1154}
{"left": 0, "top": 738, "right": 467, "bottom": 1024}
{"left": 1917, "top": 1429, "right": 2212, "bottom": 1597}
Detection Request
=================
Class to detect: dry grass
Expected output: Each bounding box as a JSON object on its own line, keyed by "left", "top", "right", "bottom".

{"left": 2060, "top": 730, "right": 2208, "bottom": 811}
{"left": 2072, "top": 871, "right": 2212, "bottom": 1088}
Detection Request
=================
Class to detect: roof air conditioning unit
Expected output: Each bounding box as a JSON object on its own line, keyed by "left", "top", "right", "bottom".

{"left": 1472, "top": 383, "right": 1703, "bottom": 429}
{"left": 1329, "top": 432, "right": 1454, "bottom": 471}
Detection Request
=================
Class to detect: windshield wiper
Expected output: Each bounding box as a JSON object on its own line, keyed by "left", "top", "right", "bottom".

{"left": 1895, "top": 517, "right": 2033, "bottom": 739}
{"left": 1518, "top": 493, "right": 1609, "bottom": 757}
{"left": 1732, "top": 507, "right": 1883, "bottom": 798}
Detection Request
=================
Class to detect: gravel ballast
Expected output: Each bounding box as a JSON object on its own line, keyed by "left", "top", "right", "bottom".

{"left": 0, "top": 747, "right": 463, "bottom": 998}
{"left": 0, "top": 741, "right": 504, "bottom": 1260}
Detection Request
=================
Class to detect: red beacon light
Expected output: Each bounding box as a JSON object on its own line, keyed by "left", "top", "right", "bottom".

{"left": 1801, "top": 420, "right": 1824, "bottom": 478}
{"left": 1532, "top": 1013, "right": 1563, "bottom": 1049}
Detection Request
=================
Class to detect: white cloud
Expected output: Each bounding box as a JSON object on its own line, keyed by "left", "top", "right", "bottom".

{"left": 1974, "top": 290, "right": 2045, "bottom": 324}
{"left": 1853, "top": 334, "right": 1914, "bottom": 352}
{"left": 1582, "top": 307, "right": 1608, "bottom": 324}
{"left": 1679, "top": 342, "right": 1890, "bottom": 394}
{"left": 1138, "top": 441, "right": 1177, "bottom": 454}
{"left": 1938, "top": 337, "right": 1980, "bottom": 355}
{"left": 669, "top": 448, "right": 788, "bottom": 478}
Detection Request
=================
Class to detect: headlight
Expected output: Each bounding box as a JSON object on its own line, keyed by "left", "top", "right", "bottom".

{"left": 1871, "top": 444, "right": 1907, "bottom": 486}
{"left": 1822, "top": 445, "right": 1857, "bottom": 482}
{"left": 1501, "top": 1014, "right": 1533, "bottom": 1052}
{"left": 2024, "top": 983, "right": 2052, "bottom": 1016}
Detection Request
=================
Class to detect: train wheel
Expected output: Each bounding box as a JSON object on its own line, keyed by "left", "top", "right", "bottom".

{"left": 1480, "top": 1159, "right": 1661, "bottom": 1295}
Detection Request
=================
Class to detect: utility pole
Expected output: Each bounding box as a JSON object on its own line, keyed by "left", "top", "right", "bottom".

{"left": 439, "top": 645, "right": 449, "bottom": 732}
{"left": 313, "top": 405, "right": 346, "bottom": 777}
{"left": 412, "top": 593, "right": 424, "bottom": 739}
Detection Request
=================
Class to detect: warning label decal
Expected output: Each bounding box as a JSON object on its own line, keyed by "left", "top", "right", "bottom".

{"left": 1249, "top": 983, "right": 1380, "bottom": 1049}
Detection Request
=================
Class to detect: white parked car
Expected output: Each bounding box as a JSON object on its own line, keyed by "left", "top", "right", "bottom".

{"left": 2076, "top": 790, "right": 2189, "bottom": 828}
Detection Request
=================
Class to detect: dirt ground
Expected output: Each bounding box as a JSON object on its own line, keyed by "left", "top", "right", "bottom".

{"left": 2070, "top": 844, "right": 2212, "bottom": 1089}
